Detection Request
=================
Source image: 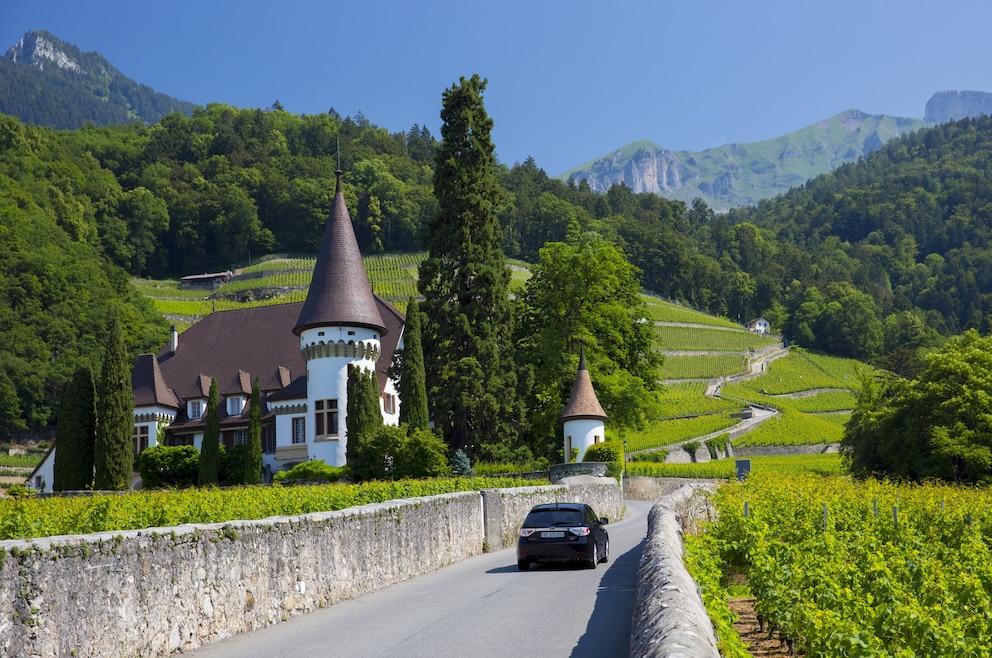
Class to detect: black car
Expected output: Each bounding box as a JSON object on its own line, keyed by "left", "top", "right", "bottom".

{"left": 516, "top": 502, "right": 609, "bottom": 570}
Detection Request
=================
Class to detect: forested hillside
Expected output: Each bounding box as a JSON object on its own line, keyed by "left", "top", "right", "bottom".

{"left": 6, "top": 104, "right": 992, "bottom": 439}
{"left": 1, "top": 31, "right": 196, "bottom": 130}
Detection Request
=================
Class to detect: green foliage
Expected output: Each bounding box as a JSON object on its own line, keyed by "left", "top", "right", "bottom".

{"left": 0, "top": 476, "right": 541, "bottom": 540}
{"left": 93, "top": 317, "right": 134, "bottom": 490}
{"left": 843, "top": 330, "right": 992, "bottom": 483}
{"left": 273, "top": 460, "right": 348, "bottom": 483}
{"left": 514, "top": 233, "right": 661, "bottom": 460}
{"left": 244, "top": 377, "right": 263, "bottom": 485}
{"left": 198, "top": 378, "right": 220, "bottom": 485}
{"left": 397, "top": 298, "right": 429, "bottom": 430}
{"left": 582, "top": 441, "right": 624, "bottom": 463}
{"left": 396, "top": 427, "right": 451, "bottom": 479}
{"left": 702, "top": 472, "right": 992, "bottom": 654}
{"left": 625, "top": 453, "right": 843, "bottom": 478}
{"left": 53, "top": 366, "right": 96, "bottom": 491}
{"left": 219, "top": 444, "right": 249, "bottom": 487}
{"left": 420, "top": 74, "right": 521, "bottom": 457}
{"left": 346, "top": 366, "right": 385, "bottom": 481}
{"left": 136, "top": 445, "right": 199, "bottom": 489}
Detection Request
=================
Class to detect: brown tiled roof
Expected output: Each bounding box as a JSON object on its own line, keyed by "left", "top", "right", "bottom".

{"left": 221, "top": 370, "right": 252, "bottom": 396}
{"left": 132, "top": 354, "right": 180, "bottom": 409}
{"left": 560, "top": 347, "right": 608, "bottom": 422}
{"left": 294, "top": 171, "right": 386, "bottom": 336}
{"left": 149, "top": 298, "right": 404, "bottom": 408}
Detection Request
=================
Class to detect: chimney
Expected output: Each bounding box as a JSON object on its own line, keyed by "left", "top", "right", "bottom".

{"left": 170, "top": 325, "right": 178, "bottom": 355}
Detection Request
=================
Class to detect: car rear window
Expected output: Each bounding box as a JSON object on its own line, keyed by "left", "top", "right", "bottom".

{"left": 523, "top": 509, "right": 585, "bottom": 527}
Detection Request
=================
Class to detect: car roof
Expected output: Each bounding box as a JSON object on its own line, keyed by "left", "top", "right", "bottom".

{"left": 529, "top": 503, "right": 586, "bottom": 512}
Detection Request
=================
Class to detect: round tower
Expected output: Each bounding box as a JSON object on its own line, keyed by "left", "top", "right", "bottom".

{"left": 293, "top": 170, "right": 386, "bottom": 466}
{"left": 560, "top": 342, "right": 608, "bottom": 463}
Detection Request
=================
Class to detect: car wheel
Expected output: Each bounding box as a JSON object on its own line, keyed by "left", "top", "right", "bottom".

{"left": 587, "top": 542, "right": 598, "bottom": 569}
{"left": 517, "top": 559, "right": 529, "bottom": 571}
{"left": 599, "top": 538, "right": 609, "bottom": 563}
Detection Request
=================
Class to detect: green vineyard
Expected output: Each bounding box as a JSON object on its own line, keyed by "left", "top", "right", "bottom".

{"left": 689, "top": 472, "right": 992, "bottom": 656}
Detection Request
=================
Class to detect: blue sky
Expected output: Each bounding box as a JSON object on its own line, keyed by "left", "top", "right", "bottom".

{"left": 4, "top": 1, "right": 992, "bottom": 176}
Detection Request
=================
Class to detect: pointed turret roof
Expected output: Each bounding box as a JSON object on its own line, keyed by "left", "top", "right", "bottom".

{"left": 560, "top": 343, "right": 608, "bottom": 422}
{"left": 294, "top": 171, "right": 386, "bottom": 336}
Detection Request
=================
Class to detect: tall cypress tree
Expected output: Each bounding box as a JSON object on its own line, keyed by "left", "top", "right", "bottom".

{"left": 198, "top": 378, "right": 220, "bottom": 485}
{"left": 53, "top": 365, "right": 96, "bottom": 490}
{"left": 419, "top": 74, "right": 521, "bottom": 455}
{"left": 244, "top": 377, "right": 263, "bottom": 485}
{"left": 398, "top": 297, "right": 430, "bottom": 431}
{"left": 93, "top": 317, "right": 134, "bottom": 490}
{"left": 346, "top": 365, "right": 384, "bottom": 481}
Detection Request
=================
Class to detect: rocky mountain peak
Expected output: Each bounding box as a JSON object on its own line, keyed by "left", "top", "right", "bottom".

{"left": 6, "top": 30, "right": 83, "bottom": 74}
{"left": 924, "top": 91, "right": 992, "bottom": 124}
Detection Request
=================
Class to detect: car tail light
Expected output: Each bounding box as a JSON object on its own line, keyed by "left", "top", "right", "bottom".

{"left": 569, "top": 527, "right": 590, "bottom": 536}
{"left": 519, "top": 528, "right": 537, "bottom": 537}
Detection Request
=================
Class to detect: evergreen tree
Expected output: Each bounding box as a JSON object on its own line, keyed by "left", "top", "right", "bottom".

{"left": 398, "top": 297, "right": 430, "bottom": 430}
{"left": 346, "top": 365, "right": 384, "bottom": 481}
{"left": 244, "top": 377, "right": 263, "bottom": 485}
{"left": 419, "top": 74, "right": 521, "bottom": 456}
{"left": 93, "top": 317, "right": 134, "bottom": 490}
{"left": 53, "top": 365, "right": 96, "bottom": 490}
{"left": 198, "top": 378, "right": 220, "bottom": 485}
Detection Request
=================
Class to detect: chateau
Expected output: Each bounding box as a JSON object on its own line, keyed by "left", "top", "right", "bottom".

{"left": 30, "top": 171, "right": 404, "bottom": 491}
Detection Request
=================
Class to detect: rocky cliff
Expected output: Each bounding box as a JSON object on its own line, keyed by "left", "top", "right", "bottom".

{"left": 924, "top": 90, "right": 992, "bottom": 123}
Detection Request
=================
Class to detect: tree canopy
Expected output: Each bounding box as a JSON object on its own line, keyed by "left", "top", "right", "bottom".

{"left": 842, "top": 330, "right": 992, "bottom": 483}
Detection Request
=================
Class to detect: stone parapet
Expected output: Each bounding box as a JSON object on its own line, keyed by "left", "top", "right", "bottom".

{"left": 0, "top": 479, "right": 621, "bottom": 657}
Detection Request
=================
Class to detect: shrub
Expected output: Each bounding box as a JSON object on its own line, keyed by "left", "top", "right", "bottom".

{"left": 137, "top": 445, "right": 199, "bottom": 489}
{"left": 583, "top": 442, "right": 624, "bottom": 463}
{"left": 630, "top": 450, "right": 669, "bottom": 463}
{"left": 219, "top": 444, "right": 249, "bottom": 486}
{"left": 396, "top": 427, "right": 451, "bottom": 479}
{"left": 273, "top": 460, "right": 349, "bottom": 484}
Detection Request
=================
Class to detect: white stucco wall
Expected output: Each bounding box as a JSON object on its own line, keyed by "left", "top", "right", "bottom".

{"left": 562, "top": 417, "right": 606, "bottom": 463}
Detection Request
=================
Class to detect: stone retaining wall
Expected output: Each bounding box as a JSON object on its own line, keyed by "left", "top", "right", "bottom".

{"left": 0, "top": 478, "right": 621, "bottom": 657}
{"left": 630, "top": 483, "right": 719, "bottom": 658}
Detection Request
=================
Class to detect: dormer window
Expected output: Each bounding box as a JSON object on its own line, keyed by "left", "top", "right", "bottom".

{"left": 188, "top": 399, "right": 205, "bottom": 420}
{"left": 227, "top": 395, "right": 246, "bottom": 416}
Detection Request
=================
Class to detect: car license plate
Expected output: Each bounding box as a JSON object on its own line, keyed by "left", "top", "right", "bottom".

{"left": 541, "top": 531, "right": 565, "bottom": 538}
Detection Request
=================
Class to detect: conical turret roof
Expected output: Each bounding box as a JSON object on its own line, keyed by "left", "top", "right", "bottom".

{"left": 294, "top": 171, "right": 386, "bottom": 336}
{"left": 560, "top": 343, "right": 608, "bottom": 422}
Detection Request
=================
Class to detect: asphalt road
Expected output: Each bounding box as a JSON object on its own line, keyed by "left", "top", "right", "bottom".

{"left": 189, "top": 499, "right": 654, "bottom": 658}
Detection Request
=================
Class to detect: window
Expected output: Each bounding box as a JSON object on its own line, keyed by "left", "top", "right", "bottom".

{"left": 594, "top": 435, "right": 601, "bottom": 444}
{"left": 168, "top": 435, "right": 193, "bottom": 447}
{"left": 133, "top": 425, "right": 149, "bottom": 458}
{"left": 188, "top": 400, "right": 205, "bottom": 420}
{"left": 233, "top": 429, "right": 248, "bottom": 445}
{"left": 383, "top": 393, "right": 396, "bottom": 415}
{"left": 292, "top": 417, "right": 306, "bottom": 444}
{"left": 314, "top": 399, "right": 338, "bottom": 437}
{"left": 263, "top": 426, "right": 276, "bottom": 454}
{"left": 227, "top": 396, "right": 245, "bottom": 416}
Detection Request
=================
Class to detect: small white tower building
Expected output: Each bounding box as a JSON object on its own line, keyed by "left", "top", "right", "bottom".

{"left": 293, "top": 170, "right": 387, "bottom": 466}
{"left": 560, "top": 342, "right": 608, "bottom": 463}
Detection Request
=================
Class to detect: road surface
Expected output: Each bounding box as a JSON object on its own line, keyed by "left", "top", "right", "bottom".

{"left": 190, "top": 499, "right": 654, "bottom": 658}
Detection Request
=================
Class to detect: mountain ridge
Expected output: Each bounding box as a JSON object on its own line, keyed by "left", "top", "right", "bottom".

{"left": 0, "top": 30, "right": 197, "bottom": 129}
{"left": 561, "top": 109, "right": 933, "bottom": 210}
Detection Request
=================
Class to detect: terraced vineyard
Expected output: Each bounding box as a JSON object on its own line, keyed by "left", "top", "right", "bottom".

{"left": 138, "top": 253, "right": 427, "bottom": 330}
